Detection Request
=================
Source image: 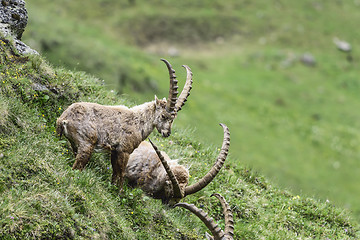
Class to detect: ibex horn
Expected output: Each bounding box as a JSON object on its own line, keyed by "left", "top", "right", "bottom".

{"left": 175, "top": 65, "right": 193, "bottom": 112}
{"left": 184, "top": 123, "right": 230, "bottom": 196}
{"left": 174, "top": 202, "right": 225, "bottom": 240}
{"left": 149, "top": 139, "right": 183, "bottom": 199}
{"left": 161, "top": 58, "right": 178, "bottom": 114}
{"left": 211, "top": 193, "right": 234, "bottom": 238}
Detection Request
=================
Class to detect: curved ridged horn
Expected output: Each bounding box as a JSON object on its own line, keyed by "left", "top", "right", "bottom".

{"left": 161, "top": 58, "right": 178, "bottom": 114}
{"left": 184, "top": 123, "right": 230, "bottom": 196}
{"left": 211, "top": 193, "right": 234, "bottom": 238}
{"left": 149, "top": 139, "right": 183, "bottom": 199}
{"left": 175, "top": 65, "right": 193, "bottom": 112}
{"left": 174, "top": 202, "right": 225, "bottom": 240}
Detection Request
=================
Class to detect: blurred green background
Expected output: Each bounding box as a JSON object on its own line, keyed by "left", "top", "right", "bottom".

{"left": 23, "top": 0, "right": 360, "bottom": 222}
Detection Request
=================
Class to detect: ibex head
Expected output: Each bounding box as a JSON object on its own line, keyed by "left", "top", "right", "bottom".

{"left": 153, "top": 59, "right": 193, "bottom": 138}
{"left": 175, "top": 193, "right": 234, "bottom": 240}
{"left": 163, "top": 165, "right": 189, "bottom": 203}
{"left": 149, "top": 123, "right": 230, "bottom": 204}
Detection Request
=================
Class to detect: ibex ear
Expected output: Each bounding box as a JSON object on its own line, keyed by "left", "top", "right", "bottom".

{"left": 155, "top": 95, "right": 160, "bottom": 107}
{"left": 155, "top": 95, "right": 167, "bottom": 109}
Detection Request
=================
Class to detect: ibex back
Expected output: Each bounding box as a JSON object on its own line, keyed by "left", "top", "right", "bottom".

{"left": 56, "top": 59, "right": 193, "bottom": 189}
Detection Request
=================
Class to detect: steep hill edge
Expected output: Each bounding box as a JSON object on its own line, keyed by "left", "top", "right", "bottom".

{"left": 1, "top": 33, "right": 360, "bottom": 239}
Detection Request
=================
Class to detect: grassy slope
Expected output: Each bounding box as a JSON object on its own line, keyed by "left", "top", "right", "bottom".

{"left": 22, "top": 0, "right": 360, "bottom": 223}
{"left": 0, "top": 35, "right": 359, "bottom": 239}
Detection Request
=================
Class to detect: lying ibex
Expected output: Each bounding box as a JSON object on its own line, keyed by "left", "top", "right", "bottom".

{"left": 175, "top": 193, "right": 234, "bottom": 240}
{"left": 56, "top": 59, "right": 193, "bottom": 189}
{"left": 125, "top": 123, "right": 230, "bottom": 204}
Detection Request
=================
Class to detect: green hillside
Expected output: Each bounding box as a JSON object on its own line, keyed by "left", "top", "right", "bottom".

{"left": 22, "top": 0, "right": 360, "bottom": 224}
{"left": 1, "top": 32, "right": 359, "bottom": 238}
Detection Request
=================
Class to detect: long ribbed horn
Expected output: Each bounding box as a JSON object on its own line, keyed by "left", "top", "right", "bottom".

{"left": 149, "top": 139, "right": 183, "bottom": 199}
{"left": 211, "top": 193, "right": 234, "bottom": 238}
{"left": 161, "top": 58, "right": 178, "bottom": 114}
{"left": 175, "top": 65, "right": 193, "bottom": 112}
{"left": 174, "top": 202, "right": 225, "bottom": 240}
{"left": 184, "top": 123, "right": 230, "bottom": 196}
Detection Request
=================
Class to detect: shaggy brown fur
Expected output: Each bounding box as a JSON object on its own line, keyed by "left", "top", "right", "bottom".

{"left": 125, "top": 123, "right": 230, "bottom": 204}
{"left": 125, "top": 141, "right": 189, "bottom": 203}
{"left": 56, "top": 59, "right": 193, "bottom": 190}
{"left": 56, "top": 98, "right": 174, "bottom": 188}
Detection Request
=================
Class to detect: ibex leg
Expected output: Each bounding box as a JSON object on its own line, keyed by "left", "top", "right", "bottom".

{"left": 111, "top": 150, "right": 129, "bottom": 189}
{"left": 72, "top": 144, "right": 94, "bottom": 170}
{"left": 69, "top": 139, "right": 78, "bottom": 156}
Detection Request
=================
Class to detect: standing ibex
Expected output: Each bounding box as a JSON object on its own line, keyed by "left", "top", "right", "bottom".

{"left": 125, "top": 123, "right": 230, "bottom": 204}
{"left": 56, "top": 59, "right": 193, "bottom": 189}
{"left": 175, "top": 193, "right": 234, "bottom": 240}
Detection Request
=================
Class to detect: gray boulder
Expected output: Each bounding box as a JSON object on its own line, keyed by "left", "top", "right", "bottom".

{"left": 0, "top": 0, "right": 38, "bottom": 54}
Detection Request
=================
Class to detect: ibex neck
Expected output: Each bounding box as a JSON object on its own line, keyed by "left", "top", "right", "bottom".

{"left": 131, "top": 101, "right": 157, "bottom": 140}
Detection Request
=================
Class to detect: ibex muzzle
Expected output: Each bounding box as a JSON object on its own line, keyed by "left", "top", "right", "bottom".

{"left": 56, "top": 59, "right": 193, "bottom": 190}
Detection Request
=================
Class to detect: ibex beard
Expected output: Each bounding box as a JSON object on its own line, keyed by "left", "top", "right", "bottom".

{"left": 56, "top": 59, "right": 193, "bottom": 190}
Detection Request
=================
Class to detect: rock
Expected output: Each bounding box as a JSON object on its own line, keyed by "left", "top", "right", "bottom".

{"left": 300, "top": 53, "right": 316, "bottom": 67}
{"left": 0, "top": 0, "right": 27, "bottom": 39}
{"left": 333, "top": 37, "right": 351, "bottom": 52}
{"left": 14, "top": 38, "right": 37, "bottom": 54}
{"left": 32, "top": 82, "right": 49, "bottom": 91}
{"left": 0, "top": 0, "right": 38, "bottom": 55}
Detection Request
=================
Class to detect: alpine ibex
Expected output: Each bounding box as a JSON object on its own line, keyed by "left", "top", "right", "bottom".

{"left": 56, "top": 59, "right": 193, "bottom": 189}
{"left": 175, "top": 193, "right": 234, "bottom": 240}
{"left": 125, "top": 123, "right": 230, "bottom": 204}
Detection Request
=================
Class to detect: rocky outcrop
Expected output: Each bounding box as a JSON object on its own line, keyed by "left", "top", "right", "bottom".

{"left": 0, "top": 0, "right": 37, "bottom": 54}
